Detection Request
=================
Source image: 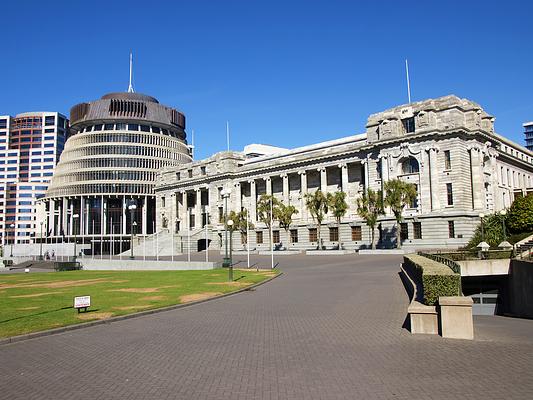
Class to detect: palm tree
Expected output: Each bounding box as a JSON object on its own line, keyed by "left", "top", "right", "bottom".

{"left": 304, "top": 189, "right": 329, "bottom": 249}
{"left": 327, "top": 191, "right": 348, "bottom": 249}
{"left": 257, "top": 194, "right": 280, "bottom": 250}
{"left": 277, "top": 202, "right": 298, "bottom": 248}
{"left": 384, "top": 179, "right": 417, "bottom": 249}
{"left": 356, "top": 188, "right": 384, "bottom": 249}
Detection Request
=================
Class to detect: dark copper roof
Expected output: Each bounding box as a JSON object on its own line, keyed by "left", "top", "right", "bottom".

{"left": 101, "top": 92, "right": 159, "bottom": 104}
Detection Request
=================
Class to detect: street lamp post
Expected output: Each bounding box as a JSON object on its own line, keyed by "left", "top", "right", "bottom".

{"left": 10, "top": 223, "right": 15, "bottom": 258}
{"left": 227, "top": 219, "right": 234, "bottom": 282}
{"left": 128, "top": 204, "right": 137, "bottom": 259}
{"left": 73, "top": 214, "right": 79, "bottom": 261}
{"left": 500, "top": 210, "right": 507, "bottom": 241}
{"left": 220, "top": 188, "right": 232, "bottom": 280}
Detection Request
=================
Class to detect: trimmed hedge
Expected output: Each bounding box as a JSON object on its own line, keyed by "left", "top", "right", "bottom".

{"left": 404, "top": 254, "right": 461, "bottom": 306}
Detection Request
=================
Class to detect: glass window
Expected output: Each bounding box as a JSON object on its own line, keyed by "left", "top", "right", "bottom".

{"left": 402, "top": 157, "right": 419, "bottom": 174}
{"left": 400, "top": 223, "right": 409, "bottom": 241}
{"left": 448, "top": 221, "right": 455, "bottom": 238}
{"left": 309, "top": 228, "right": 317, "bottom": 242}
{"left": 446, "top": 183, "right": 453, "bottom": 206}
{"left": 402, "top": 117, "right": 415, "bottom": 133}
{"left": 85, "top": 125, "right": 93, "bottom": 132}
{"left": 351, "top": 226, "right": 362, "bottom": 241}
{"left": 140, "top": 125, "right": 150, "bottom": 132}
{"left": 152, "top": 126, "right": 160, "bottom": 134}
{"left": 116, "top": 123, "right": 126, "bottom": 130}
{"left": 329, "top": 227, "right": 339, "bottom": 241}
{"left": 256, "top": 231, "right": 263, "bottom": 244}
{"left": 444, "top": 150, "right": 451, "bottom": 169}
{"left": 104, "top": 123, "right": 114, "bottom": 130}
{"left": 44, "top": 116, "right": 55, "bottom": 126}
{"left": 94, "top": 124, "right": 103, "bottom": 131}
{"left": 128, "top": 124, "right": 139, "bottom": 131}
{"left": 201, "top": 166, "right": 206, "bottom": 175}
{"left": 273, "top": 230, "right": 280, "bottom": 243}
{"left": 413, "top": 222, "right": 422, "bottom": 239}
{"left": 290, "top": 229, "right": 298, "bottom": 243}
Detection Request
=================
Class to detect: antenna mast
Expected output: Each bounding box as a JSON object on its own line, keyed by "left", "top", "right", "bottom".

{"left": 128, "top": 52, "right": 135, "bottom": 93}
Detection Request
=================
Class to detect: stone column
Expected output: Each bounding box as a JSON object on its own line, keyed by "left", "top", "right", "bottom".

{"left": 195, "top": 189, "right": 202, "bottom": 228}
{"left": 49, "top": 199, "right": 55, "bottom": 236}
{"left": 299, "top": 171, "right": 308, "bottom": 221}
{"left": 361, "top": 159, "right": 369, "bottom": 190}
{"left": 234, "top": 182, "right": 242, "bottom": 212}
{"left": 101, "top": 196, "right": 106, "bottom": 235}
{"left": 282, "top": 174, "right": 289, "bottom": 204}
{"left": 339, "top": 164, "right": 349, "bottom": 192}
{"left": 142, "top": 195, "right": 147, "bottom": 235}
{"left": 183, "top": 191, "right": 188, "bottom": 230}
{"left": 79, "top": 196, "right": 85, "bottom": 236}
{"left": 265, "top": 177, "right": 272, "bottom": 195}
{"left": 469, "top": 146, "right": 484, "bottom": 210}
{"left": 319, "top": 167, "right": 327, "bottom": 192}
{"left": 428, "top": 147, "right": 440, "bottom": 211}
{"left": 62, "top": 198, "right": 68, "bottom": 236}
{"left": 69, "top": 201, "right": 74, "bottom": 236}
{"left": 249, "top": 180, "right": 257, "bottom": 222}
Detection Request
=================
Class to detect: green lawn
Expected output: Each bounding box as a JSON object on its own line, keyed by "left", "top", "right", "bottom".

{"left": 0, "top": 268, "right": 277, "bottom": 338}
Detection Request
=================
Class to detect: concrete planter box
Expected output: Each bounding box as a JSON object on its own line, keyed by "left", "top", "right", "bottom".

{"left": 439, "top": 296, "right": 474, "bottom": 340}
{"left": 257, "top": 250, "right": 302, "bottom": 256}
{"left": 359, "top": 249, "right": 410, "bottom": 255}
{"left": 80, "top": 259, "right": 218, "bottom": 271}
{"left": 305, "top": 250, "right": 355, "bottom": 255}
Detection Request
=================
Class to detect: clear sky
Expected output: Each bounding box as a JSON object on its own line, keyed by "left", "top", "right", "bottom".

{"left": 1, "top": 0, "right": 532, "bottom": 159}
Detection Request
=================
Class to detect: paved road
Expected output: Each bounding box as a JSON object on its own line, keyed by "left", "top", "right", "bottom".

{"left": 1, "top": 254, "right": 533, "bottom": 399}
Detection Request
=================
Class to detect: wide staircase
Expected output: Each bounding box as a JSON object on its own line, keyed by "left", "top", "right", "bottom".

{"left": 10, "top": 260, "right": 56, "bottom": 270}
{"left": 118, "top": 227, "right": 215, "bottom": 258}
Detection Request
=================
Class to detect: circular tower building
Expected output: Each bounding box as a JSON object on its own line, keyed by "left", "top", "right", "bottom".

{"left": 42, "top": 91, "right": 192, "bottom": 254}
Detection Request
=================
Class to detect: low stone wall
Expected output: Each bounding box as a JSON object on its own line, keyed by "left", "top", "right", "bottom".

{"left": 80, "top": 259, "right": 218, "bottom": 271}
{"left": 305, "top": 250, "right": 355, "bottom": 256}
{"left": 359, "top": 249, "right": 415, "bottom": 255}
{"left": 507, "top": 260, "right": 533, "bottom": 318}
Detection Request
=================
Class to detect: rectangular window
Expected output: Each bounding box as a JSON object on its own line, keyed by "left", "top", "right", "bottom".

{"left": 189, "top": 213, "right": 195, "bottom": 229}
{"left": 201, "top": 166, "right": 206, "bottom": 175}
{"left": 329, "top": 227, "right": 339, "bottom": 242}
{"left": 402, "top": 117, "right": 415, "bottom": 133}
{"left": 413, "top": 222, "right": 422, "bottom": 239}
{"left": 351, "top": 226, "right": 362, "bottom": 241}
{"left": 161, "top": 197, "right": 166, "bottom": 208}
{"left": 444, "top": 150, "right": 451, "bottom": 170}
{"left": 44, "top": 116, "right": 55, "bottom": 126}
{"left": 290, "top": 229, "right": 298, "bottom": 243}
{"left": 400, "top": 223, "right": 409, "bottom": 241}
{"left": 448, "top": 221, "right": 455, "bottom": 238}
{"left": 273, "top": 230, "right": 280, "bottom": 243}
{"left": 176, "top": 172, "right": 180, "bottom": 180}
{"left": 309, "top": 228, "right": 317, "bottom": 242}
{"left": 256, "top": 231, "right": 263, "bottom": 244}
{"left": 446, "top": 183, "right": 453, "bottom": 206}
{"left": 188, "top": 169, "right": 193, "bottom": 178}
{"left": 218, "top": 207, "right": 224, "bottom": 223}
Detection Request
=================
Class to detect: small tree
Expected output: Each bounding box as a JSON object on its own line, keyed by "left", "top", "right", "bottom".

{"left": 506, "top": 194, "right": 533, "bottom": 234}
{"left": 257, "top": 194, "right": 281, "bottom": 249}
{"left": 305, "top": 189, "right": 329, "bottom": 249}
{"left": 327, "top": 191, "right": 348, "bottom": 249}
{"left": 224, "top": 210, "right": 240, "bottom": 250}
{"left": 277, "top": 202, "right": 298, "bottom": 247}
{"left": 384, "top": 179, "right": 417, "bottom": 249}
{"left": 234, "top": 209, "right": 254, "bottom": 247}
{"left": 467, "top": 213, "right": 506, "bottom": 249}
{"left": 356, "top": 188, "right": 384, "bottom": 250}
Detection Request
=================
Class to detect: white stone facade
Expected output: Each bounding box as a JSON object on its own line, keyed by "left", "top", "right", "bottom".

{"left": 155, "top": 95, "right": 533, "bottom": 251}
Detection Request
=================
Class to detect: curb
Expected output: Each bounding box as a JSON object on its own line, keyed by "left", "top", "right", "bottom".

{"left": 0, "top": 271, "right": 282, "bottom": 346}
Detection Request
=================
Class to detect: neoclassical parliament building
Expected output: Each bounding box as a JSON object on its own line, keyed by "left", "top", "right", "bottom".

{"left": 155, "top": 95, "right": 533, "bottom": 251}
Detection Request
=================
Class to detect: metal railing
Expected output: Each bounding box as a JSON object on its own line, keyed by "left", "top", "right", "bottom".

{"left": 417, "top": 251, "right": 461, "bottom": 275}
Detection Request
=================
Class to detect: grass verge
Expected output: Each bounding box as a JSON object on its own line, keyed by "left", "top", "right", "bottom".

{"left": 0, "top": 268, "right": 277, "bottom": 338}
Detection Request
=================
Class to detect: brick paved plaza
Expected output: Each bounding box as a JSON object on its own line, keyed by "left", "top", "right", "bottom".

{"left": 1, "top": 254, "right": 533, "bottom": 399}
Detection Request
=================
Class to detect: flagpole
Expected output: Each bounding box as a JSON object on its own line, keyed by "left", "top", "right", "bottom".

{"left": 205, "top": 210, "right": 209, "bottom": 263}
{"left": 247, "top": 212, "right": 250, "bottom": 269}
{"left": 270, "top": 197, "right": 274, "bottom": 270}
{"left": 405, "top": 59, "right": 411, "bottom": 104}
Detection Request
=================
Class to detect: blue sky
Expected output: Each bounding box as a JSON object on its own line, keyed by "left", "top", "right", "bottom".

{"left": 1, "top": 0, "right": 532, "bottom": 159}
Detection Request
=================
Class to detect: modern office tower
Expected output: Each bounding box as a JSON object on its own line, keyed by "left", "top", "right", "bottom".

{"left": 41, "top": 91, "right": 192, "bottom": 254}
{"left": 0, "top": 112, "right": 68, "bottom": 246}
{"left": 524, "top": 122, "right": 533, "bottom": 151}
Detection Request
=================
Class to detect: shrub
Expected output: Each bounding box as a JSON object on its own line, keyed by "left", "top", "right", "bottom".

{"left": 466, "top": 213, "right": 505, "bottom": 249}
{"left": 404, "top": 255, "right": 461, "bottom": 306}
{"left": 507, "top": 195, "right": 533, "bottom": 234}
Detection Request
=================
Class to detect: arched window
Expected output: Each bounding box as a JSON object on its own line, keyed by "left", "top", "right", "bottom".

{"left": 401, "top": 157, "right": 419, "bottom": 174}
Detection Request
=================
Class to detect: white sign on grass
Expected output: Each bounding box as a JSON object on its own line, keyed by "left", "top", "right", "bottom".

{"left": 74, "top": 295, "right": 91, "bottom": 309}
